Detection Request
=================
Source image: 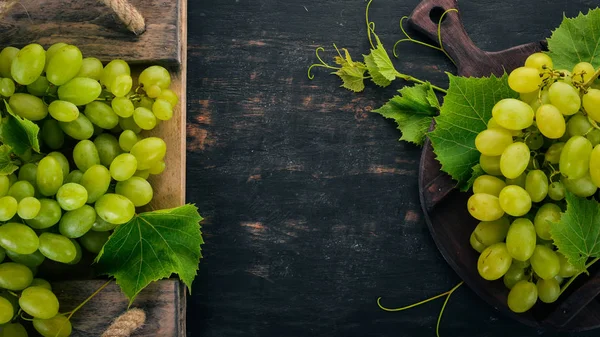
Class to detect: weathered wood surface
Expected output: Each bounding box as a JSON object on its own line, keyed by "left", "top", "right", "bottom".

{"left": 186, "top": 0, "right": 600, "bottom": 336}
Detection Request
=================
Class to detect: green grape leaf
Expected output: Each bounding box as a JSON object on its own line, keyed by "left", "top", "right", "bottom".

{"left": 428, "top": 73, "right": 517, "bottom": 191}
{"left": 0, "top": 145, "right": 19, "bottom": 175}
{"left": 547, "top": 8, "right": 600, "bottom": 70}
{"left": 550, "top": 192, "right": 600, "bottom": 271}
{"left": 466, "top": 164, "right": 485, "bottom": 189}
{"left": 0, "top": 101, "right": 40, "bottom": 156}
{"left": 373, "top": 83, "right": 439, "bottom": 145}
{"left": 95, "top": 204, "right": 204, "bottom": 303}
{"left": 364, "top": 53, "right": 391, "bottom": 87}
{"left": 371, "top": 35, "right": 397, "bottom": 81}
{"left": 332, "top": 48, "right": 367, "bottom": 93}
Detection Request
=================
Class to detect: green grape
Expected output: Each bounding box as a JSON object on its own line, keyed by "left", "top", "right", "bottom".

{"left": 73, "top": 140, "right": 101, "bottom": 172}
{"left": 8, "top": 93, "right": 48, "bottom": 121}
{"left": 536, "top": 278, "right": 560, "bottom": 304}
{"left": 112, "top": 97, "right": 135, "bottom": 118}
{"left": 133, "top": 106, "right": 157, "bottom": 130}
{"left": 0, "top": 247, "right": 4, "bottom": 263}
{"left": 0, "top": 262, "right": 33, "bottom": 290}
{"left": 45, "top": 45, "right": 82, "bottom": 85}
{"left": 65, "top": 170, "right": 84, "bottom": 185}
{"left": 59, "top": 113, "right": 94, "bottom": 140}
{"left": 152, "top": 98, "right": 173, "bottom": 120}
{"left": 0, "top": 46, "right": 19, "bottom": 78}
{"left": 8, "top": 180, "right": 34, "bottom": 201}
{"left": 110, "top": 74, "right": 133, "bottom": 97}
{"left": 58, "top": 77, "right": 102, "bottom": 106}
{"left": 95, "top": 193, "right": 136, "bottom": 225}
{"left": 548, "top": 181, "right": 566, "bottom": 201}
{"left": 59, "top": 205, "right": 96, "bottom": 238}
{"left": 80, "top": 230, "right": 110, "bottom": 254}
{"left": 41, "top": 119, "right": 65, "bottom": 150}
{"left": 130, "top": 137, "right": 167, "bottom": 170}
{"left": 500, "top": 142, "right": 529, "bottom": 179}
{"left": 583, "top": 88, "right": 600, "bottom": 121}
{"left": 27, "top": 76, "right": 53, "bottom": 96}
{"left": 573, "top": 61, "right": 595, "bottom": 83}
{"left": 499, "top": 185, "right": 531, "bottom": 217}
{"left": 110, "top": 153, "right": 138, "bottom": 181}
{"left": 1, "top": 322, "right": 28, "bottom": 337}
{"left": 534, "top": 203, "right": 561, "bottom": 240}
{"left": 11, "top": 43, "right": 45, "bottom": 85}
{"left": 508, "top": 67, "right": 542, "bottom": 93}
{"left": 56, "top": 183, "right": 88, "bottom": 211}
{"left": 149, "top": 161, "right": 166, "bottom": 175}
{"left": 100, "top": 59, "right": 130, "bottom": 90}
{"left": 18, "top": 196, "right": 41, "bottom": 219}
{"left": 0, "top": 196, "right": 16, "bottom": 221}
{"left": 470, "top": 232, "right": 486, "bottom": 253}
{"left": 587, "top": 129, "right": 600, "bottom": 147}
{"left": 19, "top": 163, "right": 38, "bottom": 187}
{"left": 33, "top": 314, "right": 73, "bottom": 337}
{"left": 80, "top": 165, "right": 111, "bottom": 203}
{"left": 507, "top": 280, "right": 538, "bottom": 313}
{"left": 119, "top": 116, "right": 143, "bottom": 133}
{"left": 6, "top": 250, "right": 45, "bottom": 268}
{"left": 525, "top": 132, "right": 544, "bottom": 151}
{"left": 531, "top": 245, "right": 560, "bottom": 280}
{"left": 8, "top": 173, "right": 17, "bottom": 186}
{"left": 545, "top": 142, "right": 564, "bottom": 164}
{"left": 47, "top": 152, "right": 69, "bottom": 179}
{"left": 77, "top": 57, "right": 103, "bottom": 80}
{"left": 94, "top": 133, "right": 122, "bottom": 167}
{"left": 557, "top": 253, "right": 577, "bottom": 278}
{"left": 116, "top": 177, "right": 153, "bottom": 207}
{"left": 36, "top": 156, "right": 63, "bottom": 196}
{"left": 525, "top": 52, "right": 553, "bottom": 71}
{"left": 559, "top": 136, "right": 592, "bottom": 179}
{"left": 525, "top": 170, "right": 548, "bottom": 202}
{"left": 475, "top": 129, "right": 513, "bottom": 157}
{"left": 506, "top": 218, "right": 536, "bottom": 261}
{"left": 473, "top": 175, "right": 506, "bottom": 196}
{"left": 92, "top": 215, "right": 118, "bottom": 232}
{"left": 590, "top": 144, "right": 600, "bottom": 187}
{"left": 25, "top": 199, "right": 62, "bottom": 229}
{"left": 467, "top": 193, "right": 504, "bottom": 221}
{"left": 520, "top": 90, "right": 539, "bottom": 104}
{"left": 548, "top": 81, "right": 581, "bottom": 116}
{"left": 0, "top": 175, "right": 9, "bottom": 197}
{"left": 566, "top": 113, "right": 592, "bottom": 137}
{"left": 44, "top": 43, "right": 67, "bottom": 68}
{"left": 477, "top": 242, "right": 512, "bottom": 281}
{"left": 0, "top": 77, "right": 15, "bottom": 97}
{"left": 118, "top": 130, "right": 139, "bottom": 152}
{"left": 139, "top": 65, "right": 171, "bottom": 89}
{"left": 492, "top": 98, "right": 535, "bottom": 130}
{"left": 38, "top": 233, "right": 77, "bottom": 263}
{"left": 0, "top": 295, "right": 14, "bottom": 324}
{"left": 68, "top": 239, "right": 82, "bottom": 265}
{"left": 48, "top": 100, "right": 79, "bottom": 122}
{"left": 84, "top": 101, "right": 120, "bottom": 129}
{"left": 562, "top": 174, "right": 598, "bottom": 197}
{"left": 138, "top": 96, "right": 155, "bottom": 110}
{"left": 30, "top": 278, "right": 52, "bottom": 290}
{"left": 146, "top": 84, "right": 162, "bottom": 98}
{"left": 0, "top": 222, "right": 39, "bottom": 254}
{"left": 158, "top": 88, "right": 178, "bottom": 107}
{"left": 471, "top": 217, "right": 510, "bottom": 248}
{"left": 535, "top": 104, "right": 565, "bottom": 139}
{"left": 503, "top": 264, "right": 526, "bottom": 289}
{"left": 134, "top": 169, "right": 150, "bottom": 179}
{"left": 19, "top": 286, "right": 59, "bottom": 319}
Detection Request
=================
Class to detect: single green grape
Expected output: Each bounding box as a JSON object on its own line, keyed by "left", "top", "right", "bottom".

{"left": 44, "top": 43, "right": 67, "bottom": 68}
{"left": 11, "top": 43, "right": 46, "bottom": 85}
{"left": 477, "top": 242, "right": 512, "bottom": 281}
{"left": 475, "top": 129, "right": 513, "bottom": 157}
{"left": 146, "top": 84, "right": 162, "bottom": 98}
{"left": 470, "top": 217, "right": 510, "bottom": 249}
{"left": 531, "top": 245, "right": 560, "bottom": 280}
{"left": 0, "top": 196, "right": 18, "bottom": 221}
{"left": 77, "top": 57, "right": 104, "bottom": 80}
{"left": 590, "top": 145, "right": 600, "bottom": 188}
{"left": 94, "top": 133, "right": 122, "bottom": 167}
{"left": 548, "top": 81, "right": 581, "bottom": 116}
{"left": 18, "top": 196, "right": 41, "bottom": 220}
{"left": 5, "top": 250, "right": 45, "bottom": 268}
{"left": 92, "top": 215, "right": 119, "bottom": 232}
{"left": 506, "top": 218, "right": 536, "bottom": 261}
{"left": 535, "top": 104, "right": 565, "bottom": 139}
{"left": 25, "top": 198, "right": 62, "bottom": 229}
{"left": 138, "top": 96, "right": 155, "bottom": 110}
{"left": 38, "top": 233, "right": 77, "bottom": 263}
{"left": 499, "top": 185, "right": 531, "bottom": 217}
{"left": 467, "top": 193, "right": 505, "bottom": 221}
{"left": 48, "top": 100, "right": 79, "bottom": 122}
{"left": 548, "top": 181, "right": 566, "bottom": 201}
{"left": 0, "top": 322, "right": 29, "bottom": 337}
{"left": 130, "top": 137, "right": 168, "bottom": 170}
{"left": 503, "top": 264, "right": 526, "bottom": 289}
{"left": 116, "top": 177, "right": 153, "bottom": 207}
{"left": 158, "top": 88, "right": 179, "bottom": 107}
{"left": 559, "top": 136, "right": 592, "bottom": 180}
{"left": 545, "top": 142, "right": 564, "bottom": 164}
{"left": 33, "top": 314, "right": 73, "bottom": 337}
{"left": 0, "top": 262, "right": 33, "bottom": 290}
{"left": 46, "top": 44, "right": 82, "bottom": 85}
{"left": 80, "top": 165, "right": 111, "bottom": 203}
{"left": 119, "top": 116, "right": 143, "bottom": 133}
{"left": 58, "top": 77, "right": 102, "bottom": 106}
{"left": 18, "top": 163, "right": 38, "bottom": 188}
{"left": 534, "top": 203, "right": 561, "bottom": 241}
{"left": 492, "top": 98, "right": 535, "bottom": 130}
{"left": 84, "top": 101, "right": 120, "bottom": 129}
{"left": 149, "top": 161, "right": 166, "bottom": 175}
{"left": 30, "top": 278, "right": 52, "bottom": 290}
{"left": 134, "top": 169, "right": 151, "bottom": 179}
{"left": 536, "top": 278, "right": 560, "bottom": 304}
{"left": 525, "top": 170, "right": 548, "bottom": 202}
{"left": 583, "top": 88, "right": 600, "bottom": 122}
{"left": 0, "top": 175, "right": 9, "bottom": 197}
{"left": 68, "top": 239, "right": 83, "bottom": 265}
{"left": 152, "top": 98, "right": 174, "bottom": 120}
{"left": 0, "top": 222, "right": 40, "bottom": 254}
{"left": 19, "top": 286, "right": 59, "bottom": 319}
{"left": 59, "top": 113, "right": 95, "bottom": 140}
{"left": 110, "top": 153, "right": 138, "bottom": 181}
{"left": 507, "top": 280, "right": 538, "bottom": 313}
{"left": 47, "top": 152, "right": 70, "bottom": 179}
{"left": 0, "top": 77, "right": 15, "bottom": 97}
{"left": 65, "top": 170, "right": 84, "bottom": 184}
{"left": 56, "top": 183, "right": 88, "bottom": 211}
{"left": 562, "top": 174, "right": 598, "bottom": 197}
{"left": 508, "top": 67, "right": 542, "bottom": 93}
{"left": 139, "top": 65, "right": 171, "bottom": 89}
{"left": 9, "top": 92, "right": 48, "bottom": 121}
{"left": 95, "top": 193, "right": 136, "bottom": 225}
{"left": 37, "top": 156, "right": 64, "bottom": 196}
{"left": 27, "top": 75, "right": 53, "bottom": 96}
{"left": 59, "top": 205, "right": 96, "bottom": 238}
{"left": 525, "top": 52, "right": 553, "bottom": 71}
{"left": 41, "top": 119, "right": 65, "bottom": 150}
{"left": 118, "top": 130, "right": 139, "bottom": 152}
{"left": 500, "top": 142, "right": 530, "bottom": 179}
{"left": 470, "top": 232, "right": 487, "bottom": 253}
{"left": 73, "top": 140, "right": 101, "bottom": 172}
{"left": 112, "top": 97, "right": 135, "bottom": 118}
{"left": 79, "top": 230, "right": 111, "bottom": 254}
{"left": 573, "top": 61, "right": 595, "bottom": 83}
{"left": 8, "top": 180, "right": 35, "bottom": 201}
{"left": 566, "top": 113, "right": 592, "bottom": 137}
{"left": 110, "top": 74, "right": 133, "bottom": 97}
{"left": 0, "top": 295, "right": 14, "bottom": 324}
{"left": 100, "top": 59, "right": 130, "bottom": 90}
{"left": 0, "top": 46, "right": 19, "bottom": 78}
{"left": 133, "top": 106, "right": 157, "bottom": 130}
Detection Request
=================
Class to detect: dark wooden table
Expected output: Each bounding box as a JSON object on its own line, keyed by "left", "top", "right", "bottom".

{"left": 185, "top": 0, "right": 600, "bottom": 336}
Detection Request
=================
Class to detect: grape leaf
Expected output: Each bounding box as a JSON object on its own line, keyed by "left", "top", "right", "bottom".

{"left": 550, "top": 192, "right": 600, "bottom": 271}
{"left": 95, "top": 204, "right": 204, "bottom": 303}
{"left": 364, "top": 53, "right": 391, "bottom": 87}
{"left": 428, "top": 73, "right": 517, "bottom": 191}
{"left": 0, "top": 145, "right": 18, "bottom": 175}
{"left": 547, "top": 8, "right": 600, "bottom": 70}
{"left": 373, "top": 83, "right": 439, "bottom": 145}
{"left": 0, "top": 101, "right": 40, "bottom": 156}
{"left": 332, "top": 48, "right": 367, "bottom": 93}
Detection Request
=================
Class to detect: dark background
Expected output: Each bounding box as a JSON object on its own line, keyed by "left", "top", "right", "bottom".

{"left": 185, "top": 0, "right": 599, "bottom": 336}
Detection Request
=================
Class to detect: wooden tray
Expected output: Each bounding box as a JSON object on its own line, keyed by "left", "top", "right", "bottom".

{"left": 411, "top": 0, "right": 600, "bottom": 332}
{"left": 2, "top": 0, "right": 188, "bottom": 335}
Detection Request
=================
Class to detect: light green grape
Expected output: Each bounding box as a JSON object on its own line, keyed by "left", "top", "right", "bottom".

{"left": 112, "top": 97, "right": 135, "bottom": 118}
{"left": 80, "top": 165, "right": 111, "bottom": 203}
{"left": 110, "top": 74, "right": 133, "bottom": 97}
{"left": 506, "top": 218, "right": 536, "bottom": 261}
{"left": 500, "top": 142, "right": 529, "bottom": 179}
{"left": 68, "top": 239, "right": 83, "bottom": 265}
{"left": 0, "top": 295, "right": 14, "bottom": 324}
{"left": 116, "top": 177, "right": 153, "bottom": 207}
{"left": 467, "top": 193, "right": 504, "bottom": 221}
{"left": 557, "top": 252, "right": 577, "bottom": 278}
{"left": 149, "top": 161, "right": 166, "bottom": 175}
{"left": 548, "top": 181, "right": 566, "bottom": 201}
{"left": 30, "top": 278, "right": 52, "bottom": 290}
{"left": 499, "top": 185, "right": 531, "bottom": 217}
{"left": 152, "top": 98, "right": 174, "bottom": 120}
{"left": 548, "top": 81, "right": 581, "bottom": 116}
{"left": 130, "top": 137, "right": 167, "bottom": 170}
{"left": 5, "top": 250, "right": 45, "bottom": 268}
{"left": 0, "top": 262, "right": 33, "bottom": 290}
{"left": 41, "top": 119, "right": 65, "bottom": 150}
{"left": 94, "top": 133, "right": 122, "bottom": 167}
{"left": 95, "top": 193, "right": 136, "bottom": 225}
{"left": 80, "top": 230, "right": 110, "bottom": 254}
{"left": 535, "top": 104, "right": 565, "bottom": 139}
{"left": 27, "top": 75, "right": 52, "bottom": 96}
{"left": 33, "top": 314, "right": 73, "bottom": 337}
{"left": 0, "top": 175, "right": 9, "bottom": 197}
{"left": 525, "top": 132, "right": 544, "bottom": 151}
{"left": 37, "top": 156, "right": 64, "bottom": 196}
{"left": 158, "top": 88, "right": 179, "bottom": 107}
{"left": 18, "top": 163, "right": 37, "bottom": 188}
{"left": 531, "top": 245, "right": 560, "bottom": 280}
{"left": 590, "top": 145, "right": 600, "bottom": 188}
{"left": 8, "top": 180, "right": 34, "bottom": 201}
{"left": 47, "top": 152, "right": 69, "bottom": 179}
{"left": 534, "top": 203, "right": 561, "bottom": 241}
{"left": 475, "top": 129, "right": 513, "bottom": 157}
{"left": 559, "top": 136, "right": 592, "bottom": 179}
{"left": 56, "top": 183, "right": 88, "bottom": 211}
{"left": 507, "top": 280, "right": 538, "bottom": 313}
{"left": 470, "top": 232, "right": 487, "bottom": 253}
{"left": 0, "top": 196, "right": 18, "bottom": 221}
{"left": 473, "top": 175, "right": 506, "bottom": 197}
{"left": 110, "top": 153, "right": 138, "bottom": 181}
{"left": 65, "top": 170, "right": 84, "bottom": 184}
{"left": 11, "top": 43, "right": 45, "bottom": 85}
{"left": 134, "top": 169, "right": 150, "bottom": 179}
{"left": 59, "top": 113, "right": 94, "bottom": 140}
{"left": 525, "top": 52, "right": 553, "bottom": 71}
{"left": 566, "top": 113, "right": 592, "bottom": 137}
{"left": 84, "top": 101, "right": 120, "bottom": 129}
{"left": 139, "top": 65, "right": 171, "bottom": 89}
{"left": 58, "top": 77, "right": 102, "bottom": 106}
{"left": 119, "top": 116, "right": 143, "bottom": 133}
{"left": 583, "top": 88, "right": 600, "bottom": 122}
{"left": 0, "top": 46, "right": 19, "bottom": 78}
{"left": 118, "top": 130, "right": 139, "bottom": 152}
{"left": 508, "top": 67, "right": 542, "bottom": 93}
{"left": 573, "top": 61, "right": 595, "bottom": 83}
{"left": 18, "top": 196, "right": 41, "bottom": 220}
{"left": 48, "top": 100, "right": 79, "bottom": 122}
{"left": 133, "top": 106, "right": 157, "bottom": 130}
{"left": 91, "top": 215, "right": 118, "bottom": 232}
{"left": 19, "top": 286, "right": 59, "bottom": 319}
{"left": 8, "top": 93, "right": 48, "bottom": 121}
{"left": 587, "top": 129, "right": 600, "bottom": 147}
{"left": 44, "top": 43, "right": 67, "bottom": 68}
{"left": 38, "top": 233, "right": 77, "bottom": 263}
{"left": 77, "top": 57, "right": 103, "bottom": 80}
{"left": 59, "top": 205, "right": 96, "bottom": 238}
{"left": 73, "top": 140, "right": 101, "bottom": 172}
{"left": 46, "top": 45, "right": 82, "bottom": 85}
{"left": 503, "top": 264, "right": 526, "bottom": 289}
{"left": 470, "top": 217, "right": 510, "bottom": 249}
{"left": 525, "top": 170, "right": 548, "bottom": 202}
{"left": 491, "top": 98, "right": 534, "bottom": 130}
{"left": 477, "top": 242, "right": 512, "bottom": 281}
{"left": 0, "top": 222, "right": 38, "bottom": 255}
{"left": 545, "top": 142, "right": 564, "bottom": 164}
{"left": 563, "top": 173, "right": 598, "bottom": 197}
{"left": 101, "top": 59, "right": 130, "bottom": 90}
{"left": 0, "top": 77, "right": 15, "bottom": 97}
{"left": 536, "top": 278, "right": 560, "bottom": 304}
{"left": 146, "top": 84, "right": 162, "bottom": 98}
{"left": 25, "top": 199, "right": 62, "bottom": 229}
{"left": 1, "top": 322, "right": 28, "bottom": 337}
{"left": 138, "top": 96, "right": 155, "bottom": 110}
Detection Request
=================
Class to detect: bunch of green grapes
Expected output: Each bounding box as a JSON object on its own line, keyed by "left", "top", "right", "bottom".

{"left": 468, "top": 52, "right": 600, "bottom": 314}
{"left": 0, "top": 43, "right": 178, "bottom": 336}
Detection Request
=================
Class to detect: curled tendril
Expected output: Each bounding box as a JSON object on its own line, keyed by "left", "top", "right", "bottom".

{"left": 366, "top": 0, "right": 375, "bottom": 49}
{"left": 307, "top": 46, "right": 340, "bottom": 80}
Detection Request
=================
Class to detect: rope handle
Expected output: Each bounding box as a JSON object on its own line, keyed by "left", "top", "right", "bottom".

{"left": 101, "top": 308, "right": 147, "bottom": 337}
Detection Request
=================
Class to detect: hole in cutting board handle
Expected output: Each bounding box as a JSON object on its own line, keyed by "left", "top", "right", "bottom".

{"left": 429, "top": 7, "right": 448, "bottom": 24}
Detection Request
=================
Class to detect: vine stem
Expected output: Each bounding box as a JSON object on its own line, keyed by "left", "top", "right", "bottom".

{"left": 560, "top": 258, "right": 600, "bottom": 296}
{"left": 395, "top": 71, "right": 447, "bottom": 93}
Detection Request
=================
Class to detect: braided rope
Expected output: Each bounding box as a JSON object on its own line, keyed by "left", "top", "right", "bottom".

{"left": 98, "top": 0, "right": 146, "bottom": 35}
{"left": 101, "top": 308, "right": 147, "bottom": 337}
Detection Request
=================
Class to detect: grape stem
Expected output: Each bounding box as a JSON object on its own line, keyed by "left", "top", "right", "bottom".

{"left": 583, "top": 68, "right": 600, "bottom": 88}
{"left": 559, "top": 257, "right": 600, "bottom": 296}
{"left": 394, "top": 71, "right": 448, "bottom": 93}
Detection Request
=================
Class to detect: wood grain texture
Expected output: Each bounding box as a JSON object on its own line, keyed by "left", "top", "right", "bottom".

{"left": 185, "top": 0, "right": 600, "bottom": 336}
